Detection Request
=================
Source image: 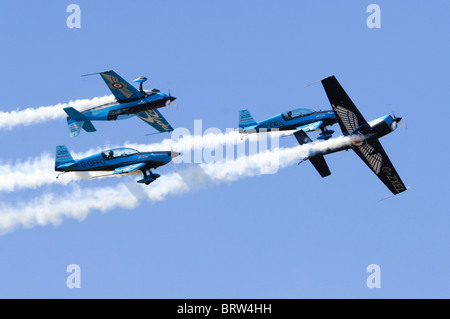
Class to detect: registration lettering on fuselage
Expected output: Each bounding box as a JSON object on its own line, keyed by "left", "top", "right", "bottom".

{"left": 80, "top": 159, "right": 106, "bottom": 169}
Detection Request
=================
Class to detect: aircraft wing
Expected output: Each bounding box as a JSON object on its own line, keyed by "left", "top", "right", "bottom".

{"left": 352, "top": 140, "right": 407, "bottom": 195}
{"left": 296, "top": 120, "right": 323, "bottom": 133}
{"left": 136, "top": 109, "right": 174, "bottom": 132}
{"left": 113, "top": 163, "right": 146, "bottom": 175}
{"left": 99, "top": 70, "right": 144, "bottom": 102}
{"left": 321, "top": 76, "right": 368, "bottom": 135}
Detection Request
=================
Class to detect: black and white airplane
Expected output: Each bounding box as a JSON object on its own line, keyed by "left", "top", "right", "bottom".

{"left": 295, "top": 76, "right": 407, "bottom": 195}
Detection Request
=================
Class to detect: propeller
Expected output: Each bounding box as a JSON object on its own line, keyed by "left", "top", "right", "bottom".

{"left": 389, "top": 105, "right": 407, "bottom": 130}
{"left": 391, "top": 111, "right": 406, "bottom": 130}
{"left": 170, "top": 147, "right": 181, "bottom": 172}
{"left": 165, "top": 89, "right": 178, "bottom": 109}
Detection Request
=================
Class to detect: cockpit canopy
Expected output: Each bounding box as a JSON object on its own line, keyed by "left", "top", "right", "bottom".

{"left": 281, "top": 108, "right": 315, "bottom": 121}
{"left": 144, "top": 88, "right": 160, "bottom": 95}
{"left": 101, "top": 148, "right": 139, "bottom": 160}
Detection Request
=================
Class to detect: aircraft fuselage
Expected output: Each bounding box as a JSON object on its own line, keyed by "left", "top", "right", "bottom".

{"left": 55, "top": 151, "right": 173, "bottom": 172}
{"left": 77, "top": 92, "right": 171, "bottom": 121}
{"left": 242, "top": 110, "right": 336, "bottom": 133}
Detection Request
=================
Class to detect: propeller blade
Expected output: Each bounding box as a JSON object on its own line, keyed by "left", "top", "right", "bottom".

{"left": 398, "top": 121, "right": 407, "bottom": 129}
{"left": 170, "top": 147, "right": 181, "bottom": 172}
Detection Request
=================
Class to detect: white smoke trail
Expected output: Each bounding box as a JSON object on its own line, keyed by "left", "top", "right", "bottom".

{"left": 0, "top": 135, "right": 355, "bottom": 234}
{"left": 0, "top": 184, "right": 138, "bottom": 234}
{"left": 0, "top": 130, "right": 281, "bottom": 192}
{"left": 0, "top": 131, "right": 352, "bottom": 192}
{"left": 199, "top": 135, "right": 354, "bottom": 181}
{"left": 0, "top": 153, "right": 94, "bottom": 192}
{"left": 0, "top": 95, "right": 114, "bottom": 130}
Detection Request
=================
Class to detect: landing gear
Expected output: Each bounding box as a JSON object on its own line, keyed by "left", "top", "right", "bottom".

{"left": 56, "top": 172, "right": 68, "bottom": 179}
{"left": 318, "top": 127, "right": 335, "bottom": 140}
{"left": 137, "top": 169, "right": 160, "bottom": 185}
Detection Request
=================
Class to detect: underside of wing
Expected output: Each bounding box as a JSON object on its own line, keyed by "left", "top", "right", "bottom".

{"left": 113, "top": 163, "right": 146, "bottom": 175}
{"left": 136, "top": 109, "right": 174, "bottom": 132}
{"left": 321, "top": 76, "right": 368, "bottom": 135}
{"left": 352, "top": 140, "right": 407, "bottom": 195}
{"left": 296, "top": 120, "right": 323, "bottom": 133}
{"left": 100, "top": 70, "right": 144, "bottom": 102}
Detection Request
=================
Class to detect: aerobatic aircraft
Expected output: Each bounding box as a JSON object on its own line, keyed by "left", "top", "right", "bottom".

{"left": 63, "top": 70, "right": 176, "bottom": 137}
{"left": 239, "top": 107, "right": 337, "bottom": 140}
{"left": 295, "top": 75, "right": 407, "bottom": 195}
{"left": 55, "top": 145, "right": 180, "bottom": 185}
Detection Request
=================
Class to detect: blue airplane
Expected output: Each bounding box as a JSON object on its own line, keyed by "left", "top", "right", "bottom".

{"left": 55, "top": 145, "right": 181, "bottom": 185}
{"left": 239, "top": 107, "right": 338, "bottom": 140}
{"left": 63, "top": 70, "right": 176, "bottom": 137}
{"left": 295, "top": 76, "right": 407, "bottom": 195}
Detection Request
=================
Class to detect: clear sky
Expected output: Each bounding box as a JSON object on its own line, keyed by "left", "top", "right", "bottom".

{"left": 0, "top": 0, "right": 449, "bottom": 298}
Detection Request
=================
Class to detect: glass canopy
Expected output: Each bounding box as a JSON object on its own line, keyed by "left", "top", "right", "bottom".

{"left": 281, "top": 108, "right": 315, "bottom": 121}
{"left": 101, "top": 148, "right": 139, "bottom": 160}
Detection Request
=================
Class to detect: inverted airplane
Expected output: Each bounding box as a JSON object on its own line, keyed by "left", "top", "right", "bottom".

{"left": 239, "top": 107, "right": 337, "bottom": 140}
{"left": 295, "top": 76, "right": 407, "bottom": 195}
{"left": 63, "top": 70, "right": 176, "bottom": 137}
{"left": 55, "top": 145, "right": 180, "bottom": 185}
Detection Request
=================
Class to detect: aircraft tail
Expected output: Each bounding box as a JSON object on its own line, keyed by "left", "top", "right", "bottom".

{"left": 55, "top": 145, "right": 76, "bottom": 170}
{"left": 294, "top": 130, "right": 331, "bottom": 177}
{"left": 63, "top": 107, "right": 96, "bottom": 137}
{"left": 239, "top": 109, "right": 258, "bottom": 132}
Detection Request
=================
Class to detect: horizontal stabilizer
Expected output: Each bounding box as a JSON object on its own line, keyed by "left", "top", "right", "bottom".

{"left": 64, "top": 107, "right": 87, "bottom": 121}
{"left": 309, "top": 155, "right": 331, "bottom": 177}
{"left": 67, "top": 119, "right": 96, "bottom": 137}
{"left": 294, "top": 129, "right": 313, "bottom": 145}
{"left": 82, "top": 120, "right": 96, "bottom": 132}
{"left": 64, "top": 107, "right": 96, "bottom": 137}
{"left": 294, "top": 130, "right": 331, "bottom": 177}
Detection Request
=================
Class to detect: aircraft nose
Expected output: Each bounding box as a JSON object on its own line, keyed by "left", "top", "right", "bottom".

{"left": 393, "top": 116, "right": 402, "bottom": 123}
{"left": 169, "top": 95, "right": 176, "bottom": 102}
{"left": 171, "top": 151, "right": 181, "bottom": 158}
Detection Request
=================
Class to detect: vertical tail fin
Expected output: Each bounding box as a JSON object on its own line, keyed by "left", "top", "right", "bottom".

{"left": 239, "top": 109, "right": 258, "bottom": 132}
{"left": 55, "top": 145, "right": 76, "bottom": 170}
{"left": 63, "top": 107, "right": 96, "bottom": 137}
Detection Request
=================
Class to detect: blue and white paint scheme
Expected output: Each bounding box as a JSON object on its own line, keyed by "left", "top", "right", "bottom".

{"left": 55, "top": 145, "right": 181, "bottom": 185}
{"left": 63, "top": 70, "right": 176, "bottom": 137}
{"left": 239, "top": 107, "right": 338, "bottom": 140}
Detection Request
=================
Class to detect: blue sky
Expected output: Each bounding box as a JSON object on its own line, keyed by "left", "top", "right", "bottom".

{"left": 0, "top": 0, "right": 449, "bottom": 298}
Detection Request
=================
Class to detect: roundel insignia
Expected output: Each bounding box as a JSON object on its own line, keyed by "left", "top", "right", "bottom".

{"left": 113, "top": 83, "right": 124, "bottom": 89}
{"left": 353, "top": 139, "right": 364, "bottom": 147}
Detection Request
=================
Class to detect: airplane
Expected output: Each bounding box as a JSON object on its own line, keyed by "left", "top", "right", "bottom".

{"left": 55, "top": 145, "right": 181, "bottom": 185}
{"left": 295, "top": 75, "right": 407, "bottom": 195}
{"left": 63, "top": 70, "right": 177, "bottom": 137}
{"left": 239, "top": 107, "right": 338, "bottom": 140}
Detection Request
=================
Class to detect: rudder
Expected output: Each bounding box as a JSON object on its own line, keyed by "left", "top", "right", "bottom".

{"left": 55, "top": 145, "right": 75, "bottom": 169}
{"left": 239, "top": 109, "right": 257, "bottom": 131}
